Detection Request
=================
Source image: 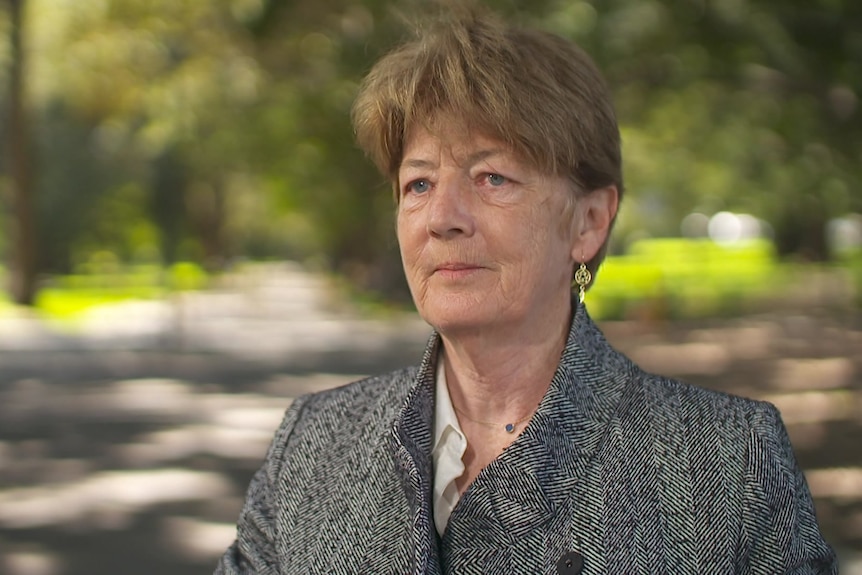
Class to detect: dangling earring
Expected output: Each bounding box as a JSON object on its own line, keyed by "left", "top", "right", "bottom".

{"left": 574, "top": 262, "right": 591, "bottom": 304}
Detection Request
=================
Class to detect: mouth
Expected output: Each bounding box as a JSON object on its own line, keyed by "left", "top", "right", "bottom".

{"left": 432, "top": 262, "right": 484, "bottom": 278}
{"left": 435, "top": 262, "right": 480, "bottom": 272}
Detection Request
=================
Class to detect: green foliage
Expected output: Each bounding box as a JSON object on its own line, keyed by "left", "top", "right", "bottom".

{"left": 842, "top": 251, "right": 862, "bottom": 306}
{"left": 1, "top": 243, "right": 856, "bottom": 323}
{"left": 34, "top": 286, "right": 162, "bottom": 321}
{"left": 2, "top": 0, "right": 861, "bottom": 307}
{"left": 167, "top": 261, "right": 208, "bottom": 291}
{"left": 28, "top": 258, "right": 209, "bottom": 321}
{"left": 63, "top": 253, "right": 208, "bottom": 291}
{"left": 590, "top": 238, "right": 785, "bottom": 320}
{"left": 0, "top": 265, "right": 7, "bottom": 312}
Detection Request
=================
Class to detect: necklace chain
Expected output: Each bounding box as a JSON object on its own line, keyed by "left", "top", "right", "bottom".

{"left": 452, "top": 405, "right": 536, "bottom": 434}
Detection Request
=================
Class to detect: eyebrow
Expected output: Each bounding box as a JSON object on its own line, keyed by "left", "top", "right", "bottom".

{"left": 399, "top": 148, "right": 506, "bottom": 171}
{"left": 400, "top": 158, "right": 436, "bottom": 170}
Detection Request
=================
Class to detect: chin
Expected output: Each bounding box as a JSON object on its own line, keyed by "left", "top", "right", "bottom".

{"left": 417, "top": 297, "right": 504, "bottom": 335}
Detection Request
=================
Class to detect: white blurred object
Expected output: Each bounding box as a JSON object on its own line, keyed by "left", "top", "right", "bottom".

{"left": 827, "top": 214, "right": 862, "bottom": 256}
{"left": 681, "top": 212, "right": 710, "bottom": 238}
{"left": 708, "top": 211, "right": 763, "bottom": 245}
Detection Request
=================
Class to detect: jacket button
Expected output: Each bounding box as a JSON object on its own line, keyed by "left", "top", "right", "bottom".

{"left": 556, "top": 551, "right": 584, "bottom": 575}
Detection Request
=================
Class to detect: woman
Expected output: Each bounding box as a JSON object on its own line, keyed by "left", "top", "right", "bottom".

{"left": 217, "top": 7, "right": 837, "bottom": 574}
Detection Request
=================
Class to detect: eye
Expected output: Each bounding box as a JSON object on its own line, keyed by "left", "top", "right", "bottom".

{"left": 486, "top": 173, "right": 507, "bottom": 186}
{"left": 405, "top": 179, "right": 431, "bottom": 195}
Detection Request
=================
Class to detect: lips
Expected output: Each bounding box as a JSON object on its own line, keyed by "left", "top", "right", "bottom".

{"left": 435, "top": 262, "right": 481, "bottom": 272}
{"left": 432, "top": 262, "right": 485, "bottom": 279}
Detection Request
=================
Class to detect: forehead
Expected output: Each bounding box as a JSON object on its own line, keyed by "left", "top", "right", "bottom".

{"left": 400, "top": 123, "right": 517, "bottom": 169}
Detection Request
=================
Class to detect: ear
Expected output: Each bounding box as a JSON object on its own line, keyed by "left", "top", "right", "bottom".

{"left": 570, "top": 185, "right": 619, "bottom": 262}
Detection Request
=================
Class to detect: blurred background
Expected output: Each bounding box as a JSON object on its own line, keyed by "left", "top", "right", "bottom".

{"left": 0, "top": 0, "right": 860, "bottom": 573}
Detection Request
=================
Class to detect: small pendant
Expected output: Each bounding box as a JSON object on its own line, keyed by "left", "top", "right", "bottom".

{"left": 505, "top": 423, "right": 515, "bottom": 433}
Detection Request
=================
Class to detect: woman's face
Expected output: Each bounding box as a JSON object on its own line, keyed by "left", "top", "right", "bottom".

{"left": 396, "top": 126, "right": 581, "bottom": 338}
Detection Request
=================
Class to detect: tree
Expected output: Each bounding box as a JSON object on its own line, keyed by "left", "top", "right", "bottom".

{"left": 3, "top": 0, "right": 37, "bottom": 305}
{"left": 2, "top": 0, "right": 859, "bottom": 307}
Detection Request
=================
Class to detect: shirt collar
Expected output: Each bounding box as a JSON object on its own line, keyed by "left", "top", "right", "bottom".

{"left": 433, "top": 350, "right": 464, "bottom": 452}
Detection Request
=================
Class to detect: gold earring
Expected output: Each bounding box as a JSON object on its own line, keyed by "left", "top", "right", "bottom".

{"left": 574, "top": 262, "right": 591, "bottom": 304}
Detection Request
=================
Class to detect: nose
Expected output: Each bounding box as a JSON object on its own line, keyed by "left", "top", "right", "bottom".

{"left": 426, "top": 176, "right": 475, "bottom": 239}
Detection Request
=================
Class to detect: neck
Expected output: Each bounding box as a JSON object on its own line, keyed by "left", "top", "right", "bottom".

{"left": 440, "top": 298, "right": 573, "bottom": 424}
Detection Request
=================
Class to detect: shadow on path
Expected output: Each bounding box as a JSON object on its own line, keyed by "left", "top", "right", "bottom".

{"left": 1, "top": 267, "right": 859, "bottom": 574}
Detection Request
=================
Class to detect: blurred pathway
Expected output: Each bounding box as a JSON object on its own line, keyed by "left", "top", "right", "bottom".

{"left": 0, "top": 263, "right": 860, "bottom": 574}
{"left": 0, "top": 262, "right": 430, "bottom": 369}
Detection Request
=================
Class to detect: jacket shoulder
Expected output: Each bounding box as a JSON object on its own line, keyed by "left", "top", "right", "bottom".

{"left": 288, "top": 366, "right": 419, "bottom": 440}
{"left": 218, "top": 366, "right": 421, "bottom": 573}
{"left": 625, "top": 367, "right": 775, "bottom": 429}
{"left": 610, "top": 368, "right": 775, "bottom": 497}
{"left": 302, "top": 365, "right": 418, "bottom": 410}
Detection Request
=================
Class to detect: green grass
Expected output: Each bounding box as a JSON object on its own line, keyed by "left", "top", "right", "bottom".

{"left": 841, "top": 252, "right": 862, "bottom": 307}
{"left": 34, "top": 286, "right": 166, "bottom": 321}
{"left": 0, "top": 242, "right": 858, "bottom": 323}
{"left": 0, "top": 262, "right": 209, "bottom": 322}
{"left": 589, "top": 238, "right": 790, "bottom": 320}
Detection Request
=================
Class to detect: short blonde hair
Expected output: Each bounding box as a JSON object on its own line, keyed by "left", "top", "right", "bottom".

{"left": 351, "top": 6, "right": 622, "bottom": 280}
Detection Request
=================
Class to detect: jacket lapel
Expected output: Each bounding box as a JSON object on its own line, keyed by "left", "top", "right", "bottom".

{"left": 442, "top": 302, "right": 635, "bottom": 573}
{"left": 390, "top": 334, "right": 443, "bottom": 575}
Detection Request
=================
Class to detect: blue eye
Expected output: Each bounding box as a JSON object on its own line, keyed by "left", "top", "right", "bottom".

{"left": 406, "top": 179, "right": 430, "bottom": 194}
{"left": 487, "top": 173, "right": 506, "bottom": 186}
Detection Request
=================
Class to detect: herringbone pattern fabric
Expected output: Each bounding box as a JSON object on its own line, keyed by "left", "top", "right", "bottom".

{"left": 215, "top": 303, "right": 837, "bottom": 574}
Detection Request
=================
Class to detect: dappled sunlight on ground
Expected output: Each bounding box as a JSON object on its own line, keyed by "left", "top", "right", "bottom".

{"left": 0, "top": 281, "right": 859, "bottom": 574}
{"left": 771, "top": 357, "right": 856, "bottom": 390}
{"left": 3, "top": 550, "right": 62, "bottom": 575}
{"left": 0, "top": 367, "right": 361, "bottom": 574}
{"left": 0, "top": 469, "right": 232, "bottom": 530}
{"left": 808, "top": 468, "right": 862, "bottom": 500}
{"left": 631, "top": 341, "right": 731, "bottom": 375}
{"left": 113, "top": 421, "right": 280, "bottom": 465}
{"left": 764, "top": 390, "right": 858, "bottom": 424}
{"left": 162, "top": 517, "right": 238, "bottom": 563}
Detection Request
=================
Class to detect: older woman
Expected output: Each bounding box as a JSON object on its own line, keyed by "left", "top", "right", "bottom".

{"left": 216, "top": 7, "right": 836, "bottom": 575}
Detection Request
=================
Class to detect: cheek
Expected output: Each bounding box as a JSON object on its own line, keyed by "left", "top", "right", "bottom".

{"left": 491, "top": 216, "right": 551, "bottom": 291}
{"left": 396, "top": 218, "right": 425, "bottom": 277}
{"left": 526, "top": 203, "right": 561, "bottom": 250}
{"left": 524, "top": 205, "right": 575, "bottom": 271}
{"left": 395, "top": 214, "right": 415, "bottom": 251}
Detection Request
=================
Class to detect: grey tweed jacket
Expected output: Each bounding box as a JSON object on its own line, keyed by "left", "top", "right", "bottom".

{"left": 216, "top": 303, "right": 837, "bottom": 574}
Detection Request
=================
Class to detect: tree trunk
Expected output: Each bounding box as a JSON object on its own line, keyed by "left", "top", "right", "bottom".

{"left": 186, "top": 178, "right": 228, "bottom": 271}
{"left": 5, "top": 0, "right": 38, "bottom": 305}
